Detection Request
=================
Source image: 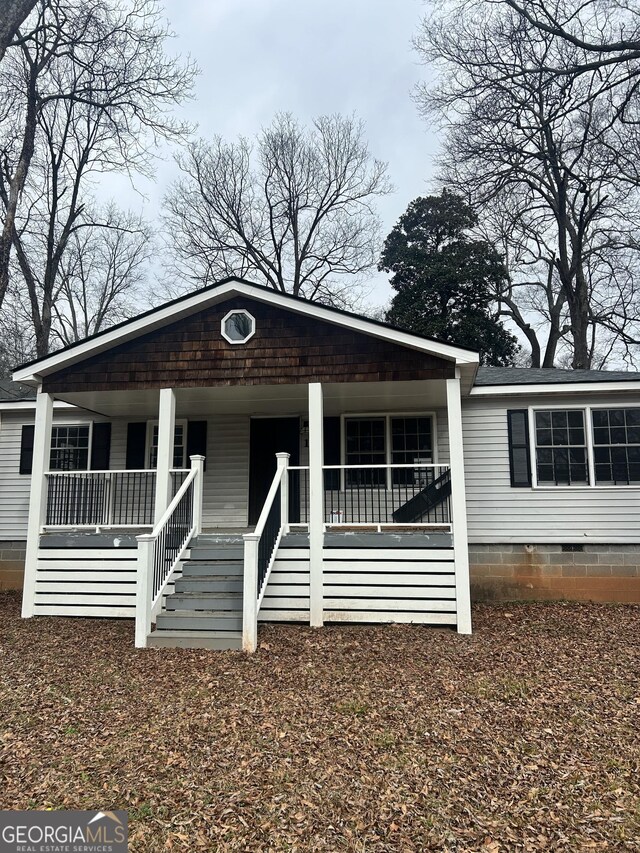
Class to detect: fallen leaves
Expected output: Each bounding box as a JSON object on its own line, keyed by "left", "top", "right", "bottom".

{"left": 0, "top": 592, "right": 639, "bottom": 851}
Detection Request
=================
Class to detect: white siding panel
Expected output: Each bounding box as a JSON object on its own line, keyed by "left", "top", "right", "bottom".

{"left": 202, "top": 415, "right": 249, "bottom": 528}
{"left": 260, "top": 543, "right": 458, "bottom": 625}
{"left": 463, "top": 393, "right": 640, "bottom": 543}
{"left": 34, "top": 544, "right": 138, "bottom": 617}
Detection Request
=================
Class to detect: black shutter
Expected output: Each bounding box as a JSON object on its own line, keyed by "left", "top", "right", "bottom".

{"left": 126, "top": 422, "right": 147, "bottom": 469}
{"left": 187, "top": 421, "right": 208, "bottom": 470}
{"left": 19, "top": 424, "right": 35, "bottom": 475}
{"left": 323, "top": 417, "right": 341, "bottom": 489}
{"left": 90, "top": 423, "right": 112, "bottom": 470}
{"left": 507, "top": 409, "right": 532, "bottom": 487}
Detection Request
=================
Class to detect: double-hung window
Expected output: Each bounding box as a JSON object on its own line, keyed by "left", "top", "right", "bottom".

{"left": 148, "top": 422, "right": 187, "bottom": 469}
{"left": 592, "top": 408, "right": 640, "bottom": 485}
{"left": 345, "top": 418, "right": 386, "bottom": 485}
{"left": 344, "top": 415, "right": 434, "bottom": 487}
{"left": 534, "top": 410, "right": 588, "bottom": 485}
{"left": 513, "top": 406, "right": 640, "bottom": 488}
{"left": 49, "top": 425, "right": 91, "bottom": 471}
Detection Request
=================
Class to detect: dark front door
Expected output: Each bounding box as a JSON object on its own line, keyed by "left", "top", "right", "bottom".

{"left": 248, "top": 417, "right": 300, "bottom": 525}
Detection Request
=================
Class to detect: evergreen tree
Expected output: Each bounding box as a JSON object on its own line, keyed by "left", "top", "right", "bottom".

{"left": 381, "top": 192, "right": 519, "bottom": 366}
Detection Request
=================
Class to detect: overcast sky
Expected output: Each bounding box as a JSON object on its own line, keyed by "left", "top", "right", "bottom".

{"left": 110, "top": 0, "right": 440, "bottom": 307}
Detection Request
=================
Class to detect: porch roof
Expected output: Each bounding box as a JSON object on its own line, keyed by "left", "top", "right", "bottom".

{"left": 45, "top": 378, "right": 453, "bottom": 419}
{"left": 13, "top": 279, "right": 479, "bottom": 395}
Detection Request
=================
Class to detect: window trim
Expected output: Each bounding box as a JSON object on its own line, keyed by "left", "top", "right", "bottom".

{"left": 339, "top": 411, "right": 438, "bottom": 491}
{"left": 527, "top": 404, "right": 640, "bottom": 490}
{"left": 146, "top": 419, "right": 188, "bottom": 470}
{"left": 221, "top": 309, "right": 255, "bottom": 345}
{"left": 49, "top": 422, "right": 93, "bottom": 472}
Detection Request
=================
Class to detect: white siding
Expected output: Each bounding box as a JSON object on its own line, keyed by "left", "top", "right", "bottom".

{"left": 463, "top": 393, "right": 640, "bottom": 544}
{"left": 202, "top": 415, "right": 250, "bottom": 528}
{"left": 435, "top": 407, "right": 449, "bottom": 464}
{"left": 260, "top": 543, "right": 458, "bottom": 626}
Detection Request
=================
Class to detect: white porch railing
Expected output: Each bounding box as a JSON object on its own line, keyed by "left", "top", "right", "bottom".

{"left": 287, "top": 463, "right": 452, "bottom": 529}
{"left": 242, "top": 453, "right": 289, "bottom": 653}
{"left": 43, "top": 469, "right": 189, "bottom": 529}
{"left": 134, "top": 456, "right": 204, "bottom": 648}
{"left": 323, "top": 463, "right": 451, "bottom": 528}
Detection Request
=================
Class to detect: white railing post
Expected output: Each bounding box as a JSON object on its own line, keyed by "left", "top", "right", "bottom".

{"left": 277, "top": 452, "right": 290, "bottom": 534}
{"left": 242, "top": 533, "right": 259, "bottom": 653}
{"left": 154, "top": 388, "right": 176, "bottom": 524}
{"left": 22, "top": 388, "right": 54, "bottom": 618}
{"left": 446, "top": 375, "right": 472, "bottom": 635}
{"left": 308, "top": 382, "right": 324, "bottom": 627}
{"left": 135, "top": 533, "right": 154, "bottom": 648}
{"left": 190, "top": 454, "right": 205, "bottom": 536}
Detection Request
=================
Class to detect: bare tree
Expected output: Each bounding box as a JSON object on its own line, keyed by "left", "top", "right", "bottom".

{"left": 0, "top": 0, "right": 38, "bottom": 64}
{"left": 164, "top": 113, "right": 392, "bottom": 308}
{"left": 0, "top": 0, "right": 195, "bottom": 353}
{"left": 499, "top": 0, "right": 640, "bottom": 75}
{"left": 416, "top": 1, "right": 640, "bottom": 368}
{"left": 51, "top": 207, "right": 152, "bottom": 346}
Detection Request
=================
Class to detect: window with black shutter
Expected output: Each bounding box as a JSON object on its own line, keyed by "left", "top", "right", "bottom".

{"left": 507, "top": 409, "right": 532, "bottom": 488}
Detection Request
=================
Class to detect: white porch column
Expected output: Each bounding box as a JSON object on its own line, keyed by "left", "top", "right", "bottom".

{"left": 190, "top": 455, "right": 205, "bottom": 536}
{"left": 308, "top": 382, "right": 324, "bottom": 627}
{"left": 154, "top": 388, "right": 176, "bottom": 524}
{"left": 446, "top": 375, "right": 472, "bottom": 634}
{"left": 22, "top": 387, "right": 54, "bottom": 618}
{"left": 277, "top": 452, "right": 290, "bottom": 534}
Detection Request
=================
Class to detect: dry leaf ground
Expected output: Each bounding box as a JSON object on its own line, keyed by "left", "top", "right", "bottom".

{"left": 0, "top": 591, "right": 638, "bottom": 852}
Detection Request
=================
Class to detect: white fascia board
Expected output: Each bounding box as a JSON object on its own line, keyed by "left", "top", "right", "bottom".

{"left": 470, "top": 381, "right": 640, "bottom": 396}
{"left": 12, "top": 279, "right": 479, "bottom": 384}
{"left": 0, "top": 400, "right": 77, "bottom": 411}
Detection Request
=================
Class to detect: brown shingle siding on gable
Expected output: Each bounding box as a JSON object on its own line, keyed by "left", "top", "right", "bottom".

{"left": 42, "top": 297, "right": 454, "bottom": 392}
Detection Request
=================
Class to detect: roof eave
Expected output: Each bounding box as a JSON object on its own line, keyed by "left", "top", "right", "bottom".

{"left": 13, "top": 279, "right": 479, "bottom": 385}
{"left": 470, "top": 380, "right": 640, "bottom": 396}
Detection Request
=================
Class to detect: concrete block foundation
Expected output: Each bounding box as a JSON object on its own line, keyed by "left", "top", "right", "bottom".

{"left": 470, "top": 543, "right": 640, "bottom": 603}
{"left": 0, "top": 541, "right": 26, "bottom": 590}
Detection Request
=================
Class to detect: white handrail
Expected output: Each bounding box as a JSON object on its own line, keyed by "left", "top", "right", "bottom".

{"left": 322, "top": 463, "right": 449, "bottom": 470}
{"left": 149, "top": 466, "right": 197, "bottom": 539}
{"left": 253, "top": 465, "right": 286, "bottom": 538}
{"left": 243, "top": 454, "right": 289, "bottom": 653}
{"left": 134, "top": 456, "right": 204, "bottom": 648}
{"left": 44, "top": 468, "right": 189, "bottom": 475}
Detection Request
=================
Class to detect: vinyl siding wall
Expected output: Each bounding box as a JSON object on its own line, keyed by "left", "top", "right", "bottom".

{"left": 0, "top": 409, "right": 110, "bottom": 540}
{"left": 463, "top": 392, "right": 640, "bottom": 544}
{"left": 1, "top": 407, "right": 451, "bottom": 537}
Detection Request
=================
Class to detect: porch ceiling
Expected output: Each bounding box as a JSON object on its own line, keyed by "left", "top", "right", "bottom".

{"left": 53, "top": 379, "right": 450, "bottom": 418}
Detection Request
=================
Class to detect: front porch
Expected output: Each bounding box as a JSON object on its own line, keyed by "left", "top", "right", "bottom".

{"left": 22, "top": 378, "right": 471, "bottom": 649}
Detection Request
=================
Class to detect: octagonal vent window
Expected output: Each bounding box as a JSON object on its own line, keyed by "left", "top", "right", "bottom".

{"left": 221, "top": 309, "right": 255, "bottom": 344}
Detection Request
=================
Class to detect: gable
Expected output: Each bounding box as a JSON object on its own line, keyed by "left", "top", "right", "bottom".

{"left": 42, "top": 297, "right": 455, "bottom": 393}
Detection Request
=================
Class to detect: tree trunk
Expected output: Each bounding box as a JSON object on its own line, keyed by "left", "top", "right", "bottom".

{"left": 0, "top": 0, "right": 38, "bottom": 64}
{"left": 0, "top": 60, "right": 37, "bottom": 312}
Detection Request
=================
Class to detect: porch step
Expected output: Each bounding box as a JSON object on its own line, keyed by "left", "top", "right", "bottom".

{"left": 174, "top": 576, "right": 243, "bottom": 593}
{"left": 181, "top": 561, "right": 243, "bottom": 577}
{"left": 187, "top": 547, "right": 244, "bottom": 560}
{"left": 156, "top": 610, "right": 243, "bottom": 632}
{"left": 165, "top": 592, "right": 242, "bottom": 611}
{"left": 152, "top": 534, "right": 245, "bottom": 647}
{"left": 147, "top": 630, "right": 242, "bottom": 651}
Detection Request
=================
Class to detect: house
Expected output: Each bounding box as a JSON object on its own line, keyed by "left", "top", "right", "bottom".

{"left": 2, "top": 278, "right": 638, "bottom": 650}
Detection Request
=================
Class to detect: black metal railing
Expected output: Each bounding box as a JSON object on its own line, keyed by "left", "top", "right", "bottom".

{"left": 288, "top": 467, "right": 309, "bottom": 524}
{"left": 257, "top": 481, "right": 281, "bottom": 596}
{"left": 322, "top": 465, "right": 451, "bottom": 526}
{"left": 152, "top": 477, "right": 194, "bottom": 601}
{"left": 110, "top": 472, "right": 157, "bottom": 525}
{"left": 44, "top": 469, "right": 191, "bottom": 528}
{"left": 46, "top": 473, "right": 108, "bottom": 526}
